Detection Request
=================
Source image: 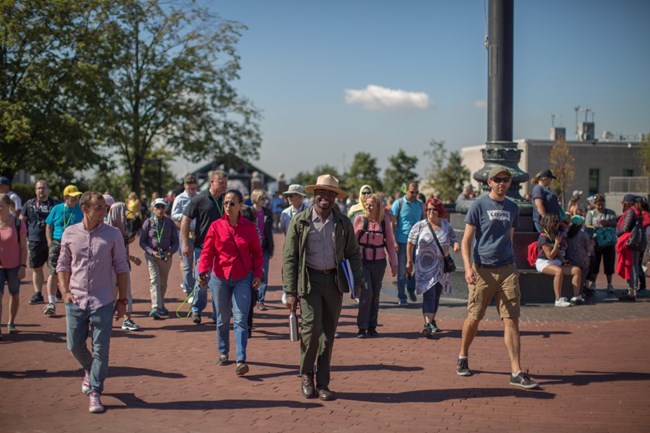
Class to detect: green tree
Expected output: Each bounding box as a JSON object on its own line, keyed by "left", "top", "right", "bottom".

{"left": 345, "top": 152, "right": 383, "bottom": 195}
{"left": 549, "top": 136, "right": 576, "bottom": 207}
{"left": 424, "top": 139, "right": 470, "bottom": 203}
{"left": 0, "top": 0, "right": 105, "bottom": 180}
{"left": 638, "top": 132, "right": 650, "bottom": 176}
{"left": 82, "top": 0, "right": 262, "bottom": 196}
{"left": 384, "top": 149, "right": 418, "bottom": 197}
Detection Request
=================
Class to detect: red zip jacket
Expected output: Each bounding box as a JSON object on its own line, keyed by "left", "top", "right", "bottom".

{"left": 198, "top": 214, "right": 263, "bottom": 280}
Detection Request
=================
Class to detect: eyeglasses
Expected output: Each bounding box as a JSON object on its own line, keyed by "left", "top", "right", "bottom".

{"left": 223, "top": 201, "right": 238, "bottom": 207}
{"left": 491, "top": 177, "right": 512, "bottom": 184}
{"left": 315, "top": 189, "right": 336, "bottom": 197}
{"left": 426, "top": 208, "right": 438, "bottom": 212}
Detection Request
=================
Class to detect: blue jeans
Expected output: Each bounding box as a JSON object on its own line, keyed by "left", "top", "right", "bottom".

{"left": 192, "top": 247, "right": 216, "bottom": 320}
{"left": 397, "top": 242, "right": 415, "bottom": 302}
{"left": 179, "top": 236, "right": 195, "bottom": 294}
{"left": 257, "top": 251, "right": 271, "bottom": 303}
{"left": 628, "top": 250, "right": 641, "bottom": 290}
{"left": 212, "top": 274, "right": 252, "bottom": 362}
{"left": 65, "top": 302, "right": 114, "bottom": 394}
{"left": 422, "top": 283, "right": 443, "bottom": 314}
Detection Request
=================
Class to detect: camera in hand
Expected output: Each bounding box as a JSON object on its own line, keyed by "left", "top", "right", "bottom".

{"left": 158, "top": 248, "right": 167, "bottom": 261}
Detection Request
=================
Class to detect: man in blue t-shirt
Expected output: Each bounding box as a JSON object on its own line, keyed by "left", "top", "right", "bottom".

{"left": 43, "top": 185, "right": 83, "bottom": 316}
{"left": 456, "top": 165, "right": 539, "bottom": 389}
{"left": 390, "top": 181, "right": 424, "bottom": 305}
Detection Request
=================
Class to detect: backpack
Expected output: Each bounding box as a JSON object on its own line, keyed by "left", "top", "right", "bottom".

{"left": 526, "top": 241, "right": 538, "bottom": 267}
{"left": 357, "top": 217, "right": 387, "bottom": 260}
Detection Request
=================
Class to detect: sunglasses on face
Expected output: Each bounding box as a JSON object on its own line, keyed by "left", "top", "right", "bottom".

{"left": 154, "top": 205, "right": 166, "bottom": 209}
{"left": 361, "top": 191, "right": 371, "bottom": 195}
{"left": 491, "top": 177, "right": 511, "bottom": 184}
{"left": 315, "top": 189, "right": 336, "bottom": 197}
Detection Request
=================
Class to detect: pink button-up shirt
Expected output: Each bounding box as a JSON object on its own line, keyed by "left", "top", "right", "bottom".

{"left": 57, "top": 222, "right": 129, "bottom": 311}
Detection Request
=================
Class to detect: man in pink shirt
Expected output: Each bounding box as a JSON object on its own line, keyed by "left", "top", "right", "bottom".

{"left": 57, "top": 191, "right": 129, "bottom": 413}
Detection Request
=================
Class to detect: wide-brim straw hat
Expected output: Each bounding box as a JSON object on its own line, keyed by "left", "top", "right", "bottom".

{"left": 305, "top": 174, "right": 347, "bottom": 199}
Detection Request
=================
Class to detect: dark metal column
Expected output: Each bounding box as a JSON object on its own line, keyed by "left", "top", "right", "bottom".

{"left": 473, "top": 0, "right": 529, "bottom": 202}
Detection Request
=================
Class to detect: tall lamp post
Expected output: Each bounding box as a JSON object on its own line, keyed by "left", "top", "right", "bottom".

{"left": 472, "top": 0, "right": 529, "bottom": 205}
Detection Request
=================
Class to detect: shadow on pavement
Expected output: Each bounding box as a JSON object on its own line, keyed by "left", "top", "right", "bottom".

{"left": 0, "top": 366, "right": 185, "bottom": 380}
{"left": 107, "top": 393, "right": 322, "bottom": 410}
{"left": 534, "top": 370, "right": 650, "bottom": 387}
{"left": 338, "top": 387, "right": 555, "bottom": 403}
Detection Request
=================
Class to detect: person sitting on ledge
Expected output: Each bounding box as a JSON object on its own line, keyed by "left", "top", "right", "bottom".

{"left": 535, "top": 214, "right": 584, "bottom": 307}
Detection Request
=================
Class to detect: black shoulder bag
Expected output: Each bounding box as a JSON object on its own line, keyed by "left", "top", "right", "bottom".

{"left": 427, "top": 221, "right": 456, "bottom": 273}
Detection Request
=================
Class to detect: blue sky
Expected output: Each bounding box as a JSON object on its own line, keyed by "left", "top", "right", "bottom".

{"left": 180, "top": 0, "right": 650, "bottom": 181}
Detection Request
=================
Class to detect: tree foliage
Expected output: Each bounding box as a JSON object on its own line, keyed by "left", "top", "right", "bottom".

{"left": 86, "top": 0, "right": 261, "bottom": 195}
{"left": 549, "top": 136, "right": 576, "bottom": 207}
{"left": 345, "top": 152, "right": 383, "bottom": 195}
{"left": 1, "top": 0, "right": 261, "bottom": 195}
{"left": 383, "top": 149, "right": 418, "bottom": 197}
{"left": 0, "top": 0, "right": 105, "bottom": 181}
{"left": 424, "top": 139, "right": 470, "bottom": 203}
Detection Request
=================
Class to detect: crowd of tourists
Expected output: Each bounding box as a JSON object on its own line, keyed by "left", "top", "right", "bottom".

{"left": 1, "top": 168, "right": 649, "bottom": 412}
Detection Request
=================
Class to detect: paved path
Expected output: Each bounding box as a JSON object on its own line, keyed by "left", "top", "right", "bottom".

{"left": 1, "top": 233, "right": 649, "bottom": 433}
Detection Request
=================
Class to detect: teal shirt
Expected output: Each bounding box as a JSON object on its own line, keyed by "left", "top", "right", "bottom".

{"left": 390, "top": 197, "right": 424, "bottom": 244}
{"left": 45, "top": 203, "right": 83, "bottom": 241}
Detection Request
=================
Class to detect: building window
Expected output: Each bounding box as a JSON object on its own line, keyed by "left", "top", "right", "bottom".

{"left": 589, "top": 169, "right": 599, "bottom": 194}
{"left": 622, "top": 169, "right": 634, "bottom": 177}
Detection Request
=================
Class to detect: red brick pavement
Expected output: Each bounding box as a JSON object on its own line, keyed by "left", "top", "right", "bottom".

{"left": 1, "top": 233, "right": 649, "bottom": 433}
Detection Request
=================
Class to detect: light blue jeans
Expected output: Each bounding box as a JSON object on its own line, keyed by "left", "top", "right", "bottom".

{"left": 192, "top": 247, "right": 216, "bottom": 320}
{"left": 212, "top": 274, "right": 252, "bottom": 362}
{"left": 397, "top": 242, "right": 416, "bottom": 302}
{"left": 257, "top": 251, "right": 271, "bottom": 303}
{"left": 179, "top": 236, "right": 195, "bottom": 294}
{"left": 65, "top": 302, "right": 114, "bottom": 394}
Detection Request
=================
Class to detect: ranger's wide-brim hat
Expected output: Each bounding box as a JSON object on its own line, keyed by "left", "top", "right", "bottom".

{"left": 305, "top": 174, "right": 347, "bottom": 199}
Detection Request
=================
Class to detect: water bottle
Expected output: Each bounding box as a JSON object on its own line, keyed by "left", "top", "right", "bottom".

{"left": 289, "top": 312, "right": 298, "bottom": 342}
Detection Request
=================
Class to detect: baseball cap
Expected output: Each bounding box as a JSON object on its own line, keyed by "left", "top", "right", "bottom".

{"left": 539, "top": 169, "right": 557, "bottom": 179}
{"left": 571, "top": 215, "right": 585, "bottom": 226}
{"left": 63, "top": 185, "right": 82, "bottom": 197}
{"left": 0, "top": 176, "right": 9, "bottom": 185}
{"left": 103, "top": 194, "right": 115, "bottom": 206}
{"left": 487, "top": 165, "right": 511, "bottom": 179}
{"left": 572, "top": 190, "right": 583, "bottom": 197}
{"left": 153, "top": 198, "right": 166, "bottom": 208}
{"left": 622, "top": 194, "right": 637, "bottom": 203}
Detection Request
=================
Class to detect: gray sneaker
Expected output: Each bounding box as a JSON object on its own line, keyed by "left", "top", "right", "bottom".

{"left": 121, "top": 319, "right": 141, "bottom": 331}
{"left": 456, "top": 358, "right": 471, "bottom": 376}
{"left": 43, "top": 303, "right": 56, "bottom": 316}
{"left": 510, "top": 371, "right": 539, "bottom": 389}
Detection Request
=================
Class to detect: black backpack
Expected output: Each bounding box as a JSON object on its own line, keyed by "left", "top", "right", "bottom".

{"left": 357, "top": 217, "right": 387, "bottom": 260}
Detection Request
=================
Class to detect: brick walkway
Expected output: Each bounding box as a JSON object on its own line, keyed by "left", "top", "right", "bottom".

{"left": 1, "top": 233, "right": 649, "bottom": 433}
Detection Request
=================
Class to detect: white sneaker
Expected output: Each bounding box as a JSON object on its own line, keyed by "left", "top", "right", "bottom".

{"left": 555, "top": 297, "right": 572, "bottom": 307}
{"left": 570, "top": 295, "right": 585, "bottom": 305}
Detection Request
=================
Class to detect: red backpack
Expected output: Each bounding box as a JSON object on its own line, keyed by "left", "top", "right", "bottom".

{"left": 527, "top": 233, "right": 547, "bottom": 267}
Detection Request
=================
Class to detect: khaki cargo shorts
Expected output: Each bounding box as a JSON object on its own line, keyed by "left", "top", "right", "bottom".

{"left": 467, "top": 262, "right": 520, "bottom": 321}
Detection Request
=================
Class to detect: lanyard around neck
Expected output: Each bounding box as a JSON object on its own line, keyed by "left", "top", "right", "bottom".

{"left": 63, "top": 206, "right": 75, "bottom": 229}
{"left": 209, "top": 193, "right": 223, "bottom": 215}
{"left": 154, "top": 217, "right": 165, "bottom": 245}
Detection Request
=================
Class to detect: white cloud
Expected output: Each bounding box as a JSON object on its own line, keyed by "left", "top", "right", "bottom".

{"left": 473, "top": 100, "right": 487, "bottom": 108}
{"left": 344, "top": 84, "right": 431, "bottom": 110}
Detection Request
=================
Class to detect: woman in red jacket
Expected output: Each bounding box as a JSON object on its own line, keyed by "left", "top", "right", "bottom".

{"left": 198, "top": 190, "right": 263, "bottom": 376}
{"left": 616, "top": 195, "right": 646, "bottom": 301}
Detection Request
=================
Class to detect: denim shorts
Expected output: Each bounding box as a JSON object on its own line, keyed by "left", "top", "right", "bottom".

{"left": 0, "top": 266, "right": 21, "bottom": 296}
